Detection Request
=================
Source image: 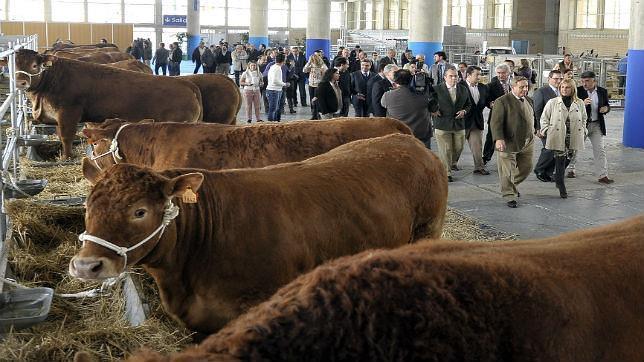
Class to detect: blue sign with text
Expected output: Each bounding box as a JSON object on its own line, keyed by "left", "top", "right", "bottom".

{"left": 163, "top": 15, "right": 187, "bottom": 27}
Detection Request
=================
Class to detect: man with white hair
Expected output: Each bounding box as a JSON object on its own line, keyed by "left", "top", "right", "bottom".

{"left": 415, "top": 54, "right": 429, "bottom": 74}
{"left": 483, "top": 62, "right": 512, "bottom": 164}
{"left": 371, "top": 63, "right": 399, "bottom": 117}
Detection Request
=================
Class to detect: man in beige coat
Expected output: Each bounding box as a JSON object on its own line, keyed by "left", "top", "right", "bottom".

{"left": 490, "top": 76, "right": 535, "bottom": 208}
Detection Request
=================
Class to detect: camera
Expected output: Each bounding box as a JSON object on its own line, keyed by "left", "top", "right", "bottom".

{"left": 413, "top": 72, "right": 429, "bottom": 94}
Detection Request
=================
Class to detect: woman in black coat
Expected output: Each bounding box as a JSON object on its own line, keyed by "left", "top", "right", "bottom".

{"left": 315, "top": 68, "right": 341, "bottom": 119}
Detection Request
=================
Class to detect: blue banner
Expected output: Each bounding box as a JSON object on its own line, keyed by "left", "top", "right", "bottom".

{"left": 163, "top": 15, "right": 187, "bottom": 27}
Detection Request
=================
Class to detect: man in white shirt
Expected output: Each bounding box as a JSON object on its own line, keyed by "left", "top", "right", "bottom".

{"left": 569, "top": 71, "right": 614, "bottom": 184}
{"left": 266, "top": 53, "right": 289, "bottom": 122}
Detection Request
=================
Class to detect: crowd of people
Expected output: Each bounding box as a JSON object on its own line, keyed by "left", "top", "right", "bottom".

{"left": 141, "top": 41, "right": 615, "bottom": 208}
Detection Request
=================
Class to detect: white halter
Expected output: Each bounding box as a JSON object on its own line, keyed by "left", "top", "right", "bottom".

{"left": 89, "top": 123, "right": 129, "bottom": 170}
{"left": 78, "top": 199, "right": 180, "bottom": 271}
{"left": 15, "top": 65, "right": 48, "bottom": 88}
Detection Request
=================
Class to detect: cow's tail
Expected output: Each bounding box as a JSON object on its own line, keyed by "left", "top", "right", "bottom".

{"left": 194, "top": 86, "right": 204, "bottom": 122}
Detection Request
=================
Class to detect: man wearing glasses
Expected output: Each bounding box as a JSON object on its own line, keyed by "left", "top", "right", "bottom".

{"left": 533, "top": 70, "right": 563, "bottom": 182}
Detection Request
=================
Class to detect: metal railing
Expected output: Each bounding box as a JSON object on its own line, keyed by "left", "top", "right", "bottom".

{"left": 0, "top": 34, "right": 39, "bottom": 259}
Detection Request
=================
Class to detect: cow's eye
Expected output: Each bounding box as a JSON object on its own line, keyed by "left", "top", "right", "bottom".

{"left": 134, "top": 209, "right": 146, "bottom": 218}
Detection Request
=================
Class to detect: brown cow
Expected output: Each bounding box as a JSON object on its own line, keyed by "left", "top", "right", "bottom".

{"left": 76, "top": 52, "right": 135, "bottom": 64}
{"left": 52, "top": 47, "right": 121, "bottom": 59}
{"left": 180, "top": 74, "right": 240, "bottom": 124}
{"left": 106, "top": 60, "right": 153, "bottom": 74}
{"left": 14, "top": 49, "right": 203, "bottom": 158}
{"left": 83, "top": 117, "right": 412, "bottom": 170}
{"left": 125, "top": 216, "right": 644, "bottom": 361}
{"left": 69, "top": 134, "right": 448, "bottom": 333}
{"left": 45, "top": 43, "right": 119, "bottom": 53}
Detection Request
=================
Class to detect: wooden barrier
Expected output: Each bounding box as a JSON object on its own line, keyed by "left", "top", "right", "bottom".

{"left": 0, "top": 21, "right": 133, "bottom": 50}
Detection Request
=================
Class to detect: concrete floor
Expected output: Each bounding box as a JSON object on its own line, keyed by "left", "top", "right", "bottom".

{"left": 186, "top": 65, "right": 643, "bottom": 240}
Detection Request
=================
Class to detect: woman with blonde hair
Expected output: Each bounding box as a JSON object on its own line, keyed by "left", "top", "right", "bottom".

{"left": 303, "top": 53, "right": 328, "bottom": 120}
{"left": 240, "top": 61, "right": 263, "bottom": 123}
{"left": 539, "top": 78, "right": 587, "bottom": 198}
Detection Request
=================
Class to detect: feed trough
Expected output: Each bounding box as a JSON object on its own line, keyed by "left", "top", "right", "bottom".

{"left": 17, "top": 134, "right": 49, "bottom": 147}
{"left": 0, "top": 286, "right": 54, "bottom": 332}
{"left": 3, "top": 179, "right": 48, "bottom": 199}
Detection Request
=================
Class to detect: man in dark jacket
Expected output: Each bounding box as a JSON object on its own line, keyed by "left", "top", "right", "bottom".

{"left": 381, "top": 69, "right": 432, "bottom": 148}
{"left": 569, "top": 71, "right": 614, "bottom": 184}
{"left": 201, "top": 45, "right": 216, "bottom": 73}
{"left": 430, "top": 66, "right": 472, "bottom": 182}
{"left": 482, "top": 63, "right": 512, "bottom": 164}
{"left": 460, "top": 65, "right": 490, "bottom": 175}
{"left": 350, "top": 59, "right": 376, "bottom": 117}
{"left": 287, "top": 47, "right": 307, "bottom": 107}
{"left": 152, "top": 42, "right": 169, "bottom": 75}
{"left": 191, "top": 41, "right": 206, "bottom": 74}
{"left": 168, "top": 42, "right": 183, "bottom": 76}
{"left": 371, "top": 63, "right": 398, "bottom": 117}
{"left": 366, "top": 59, "right": 390, "bottom": 115}
{"left": 334, "top": 57, "right": 351, "bottom": 117}
{"left": 532, "top": 70, "right": 563, "bottom": 182}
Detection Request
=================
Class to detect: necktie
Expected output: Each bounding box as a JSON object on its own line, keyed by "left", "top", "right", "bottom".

{"left": 363, "top": 72, "right": 368, "bottom": 79}
{"left": 438, "top": 64, "right": 443, "bottom": 84}
{"left": 519, "top": 98, "right": 524, "bottom": 103}
{"left": 449, "top": 87, "right": 456, "bottom": 103}
{"left": 502, "top": 82, "right": 509, "bottom": 94}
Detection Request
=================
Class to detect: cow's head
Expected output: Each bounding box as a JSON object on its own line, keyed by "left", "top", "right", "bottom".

{"left": 83, "top": 118, "right": 155, "bottom": 170}
{"left": 83, "top": 119, "right": 130, "bottom": 170}
{"left": 14, "top": 49, "right": 56, "bottom": 90}
{"left": 69, "top": 159, "right": 204, "bottom": 280}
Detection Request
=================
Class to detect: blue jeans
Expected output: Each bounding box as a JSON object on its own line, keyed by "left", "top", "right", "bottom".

{"left": 266, "top": 90, "right": 282, "bottom": 121}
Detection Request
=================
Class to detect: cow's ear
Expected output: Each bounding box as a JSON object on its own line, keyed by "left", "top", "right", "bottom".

{"left": 164, "top": 173, "right": 204, "bottom": 199}
{"left": 82, "top": 127, "right": 115, "bottom": 143}
{"left": 40, "top": 54, "right": 56, "bottom": 67}
{"left": 82, "top": 157, "right": 101, "bottom": 185}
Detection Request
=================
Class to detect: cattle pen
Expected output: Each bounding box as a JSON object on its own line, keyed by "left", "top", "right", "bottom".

{"left": 0, "top": 35, "right": 516, "bottom": 361}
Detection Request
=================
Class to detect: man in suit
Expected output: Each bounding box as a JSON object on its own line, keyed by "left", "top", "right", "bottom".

{"left": 430, "top": 51, "right": 448, "bottom": 86}
{"left": 385, "top": 48, "right": 398, "bottom": 65}
{"left": 334, "top": 57, "right": 351, "bottom": 117}
{"left": 532, "top": 70, "right": 563, "bottom": 182}
{"left": 350, "top": 59, "right": 376, "bottom": 117}
{"left": 287, "top": 47, "right": 308, "bottom": 107}
{"left": 457, "top": 62, "right": 468, "bottom": 81}
{"left": 482, "top": 63, "right": 512, "bottom": 164}
{"left": 371, "top": 63, "right": 398, "bottom": 117}
{"left": 460, "top": 65, "right": 490, "bottom": 175}
{"left": 429, "top": 66, "right": 472, "bottom": 182}
{"left": 367, "top": 59, "right": 391, "bottom": 115}
{"left": 381, "top": 69, "right": 432, "bottom": 149}
{"left": 569, "top": 71, "right": 614, "bottom": 184}
{"left": 490, "top": 76, "right": 535, "bottom": 208}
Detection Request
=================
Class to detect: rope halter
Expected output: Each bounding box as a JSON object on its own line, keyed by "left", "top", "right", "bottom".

{"left": 78, "top": 199, "right": 180, "bottom": 272}
{"left": 15, "top": 65, "right": 48, "bottom": 88}
{"left": 89, "top": 123, "right": 129, "bottom": 170}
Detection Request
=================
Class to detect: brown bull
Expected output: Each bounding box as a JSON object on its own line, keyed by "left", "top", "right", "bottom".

{"left": 14, "top": 49, "right": 203, "bottom": 158}
{"left": 45, "top": 43, "right": 119, "bottom": 53}
{"left": 52, "top": 47, "right": 120, "bottom": 59}
{"left": 125, "top": 216, "right": 644, "bottom": 361}
{"left": 69, "top": 134, "right": 448, "bottom": 333}
{"left": 180, "top": 74, "right": 240, "bottom": 124}
{"left": 83, "top": 117, "right": 412, "bottom": 170}
{"left": 106, "top": 60, "right": 153, "bottom": 74}
{"left": 76, "top": 52, "right": 135, "bottom": 64}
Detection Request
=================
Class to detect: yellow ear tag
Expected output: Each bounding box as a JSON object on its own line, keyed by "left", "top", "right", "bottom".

{"left": 44, "top": 60, "right": 53, "bottom": 67}
{"left": 182, "top": 187, "right": 198, "bottom": 204}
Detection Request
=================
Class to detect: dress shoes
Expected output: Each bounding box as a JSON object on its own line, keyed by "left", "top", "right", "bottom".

{"left": 473, "top": 169, "right": 490, "bottom": 175}
{"left": 448, "top": 176, "right": 454, "bottom": 182}
{"left": 451, "top": 165, "right": 460, "bottom": 171}
{"left": 566, "top": 171, "right": 576, "bottom": 178}
{"left": 598, "top": 176, "right": 614, "bottom": 184}
{"left": 536, "top": 173, "right": 552, "bottom": 182}
{"left": 507, "top": 200, "right": 518, "bottom": 208}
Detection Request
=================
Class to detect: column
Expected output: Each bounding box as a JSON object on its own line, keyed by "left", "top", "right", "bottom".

{"left": 623, "top": 0, "right": 644, "bottom": 148}
{"left": 306, "top": 0, "right": 331, "bottom": 58}
{"left": 155, "top": 0, "right": 163, "bottom": 48}
{"left": 44, "top": 0, "right": 52, "bottom": 22}
{"left": 187, "top": 0, "right": 201, "bottom": 60}
{"left": 250, "top": 0, "right": 269, "bottom": 48}
{"left": 408, "top": 0, "right": 443, "bottom": 59}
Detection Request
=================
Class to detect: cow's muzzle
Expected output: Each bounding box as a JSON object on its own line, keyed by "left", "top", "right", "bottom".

{"left": 69, "top": 256, "right": 114, "bottom": 280}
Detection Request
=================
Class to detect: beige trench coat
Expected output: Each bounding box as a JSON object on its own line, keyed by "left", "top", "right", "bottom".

{"left": 540, "top": 97, "right": 587, "bottom": 152}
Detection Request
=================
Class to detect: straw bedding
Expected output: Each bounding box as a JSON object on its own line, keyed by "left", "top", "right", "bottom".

{"left": 0, "top": 143, "right": 513, "bottom": 360}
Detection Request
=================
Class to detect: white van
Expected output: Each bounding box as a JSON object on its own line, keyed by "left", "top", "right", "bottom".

{"left": 485, "top": 46, "right": 517, "bottom": 55}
